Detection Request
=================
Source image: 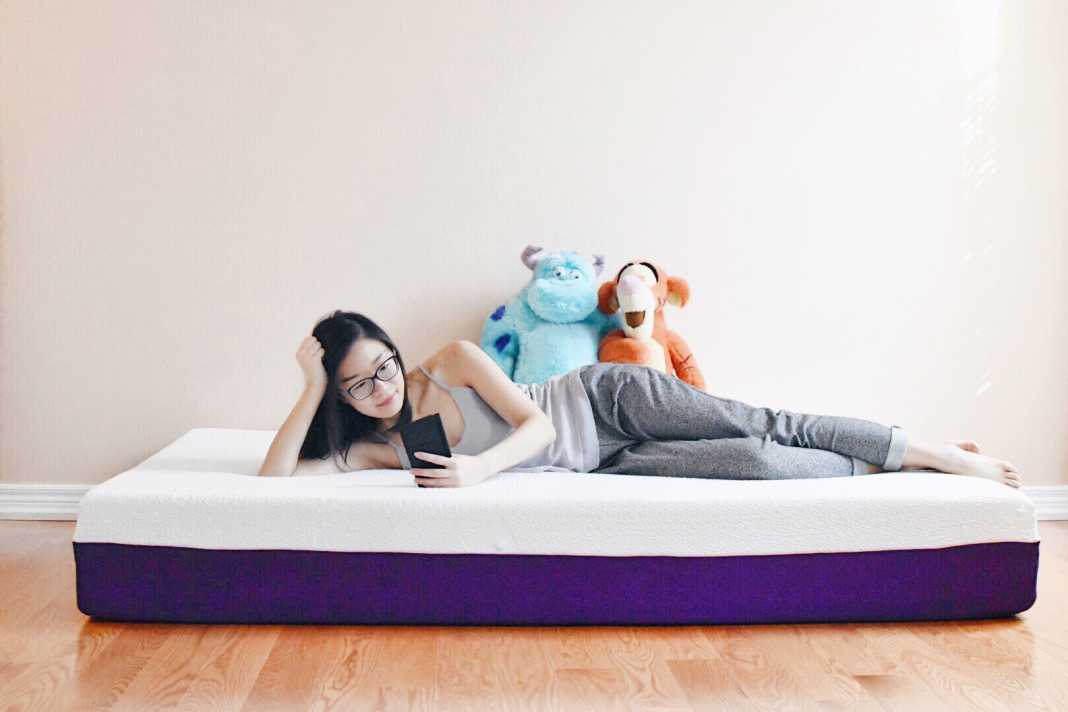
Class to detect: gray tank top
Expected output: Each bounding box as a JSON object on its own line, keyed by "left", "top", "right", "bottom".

{"left": 372, "top": 364, "right": 599, "bottom": 473}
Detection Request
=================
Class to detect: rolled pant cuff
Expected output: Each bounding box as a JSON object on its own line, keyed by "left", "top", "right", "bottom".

{"left": 883, "top": 425, "right": 908, "bottom": 471}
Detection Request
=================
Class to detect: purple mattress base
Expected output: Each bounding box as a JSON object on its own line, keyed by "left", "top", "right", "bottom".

{"left": 72, "top": 541, "right": 1038, "bottom": 625}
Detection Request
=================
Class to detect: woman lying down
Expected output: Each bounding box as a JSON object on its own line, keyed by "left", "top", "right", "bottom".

{"left": 258, "top": 310, "right": 1022, "bottom": 490}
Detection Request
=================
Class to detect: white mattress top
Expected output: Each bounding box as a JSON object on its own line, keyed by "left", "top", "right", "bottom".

{"left": 73, "top": 428, "right": 1040, "bottom": 557}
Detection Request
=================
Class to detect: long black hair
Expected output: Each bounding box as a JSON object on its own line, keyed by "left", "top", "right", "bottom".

{"left": 298, "top": 310, "right": 414, "bottom": 468}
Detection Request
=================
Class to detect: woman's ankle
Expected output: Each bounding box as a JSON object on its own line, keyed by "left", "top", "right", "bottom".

{"left": 901, "top": 438, "right": 950, "bottom": 470}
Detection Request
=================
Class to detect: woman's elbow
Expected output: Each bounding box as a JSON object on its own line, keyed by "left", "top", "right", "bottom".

{"left": 542, "top": 417, "right": 557, "bottom": 445}
{"left": 258, "top": 460, "right": 294, "bottom": 477}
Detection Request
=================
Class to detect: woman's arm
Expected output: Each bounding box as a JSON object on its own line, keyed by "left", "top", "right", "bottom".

{"left": 258, "top": 383, "right": 327, "bottom": 476}
{"left": 418, "top": 340, "right": 555, "bottom": 484}
{"left": 475, "top": 415, "right": 556, "bottom": 477}
{"left": 290, "top": 440, "right": 387, "bottom": 475}
{"left": 259, "top": 335, "right": 331, "bottom": 477}
{"left": 260, "top": 379, "right": 393, "bottom": 476}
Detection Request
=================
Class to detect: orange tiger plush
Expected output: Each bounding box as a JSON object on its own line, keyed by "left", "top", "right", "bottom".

{"left": 596, "top": 259, "right": 707, "bottom": 391}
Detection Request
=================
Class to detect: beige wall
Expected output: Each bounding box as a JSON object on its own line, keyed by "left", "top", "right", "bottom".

{"left": 2, "top": 1, "right": 1065, "bottom": 486}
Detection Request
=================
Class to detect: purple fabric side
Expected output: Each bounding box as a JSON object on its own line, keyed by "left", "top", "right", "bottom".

{"left": 72, "top": 541, "right": 1039, "bottom": 625}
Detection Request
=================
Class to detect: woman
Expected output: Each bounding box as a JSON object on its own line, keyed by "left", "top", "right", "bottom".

{"left": 258, "top": 310, "right": 1023, "bottom": 489}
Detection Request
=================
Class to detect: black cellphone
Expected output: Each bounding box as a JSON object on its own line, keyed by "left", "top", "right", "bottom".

{"left": 399, "top": 412, "right": 452, "bottom": 472}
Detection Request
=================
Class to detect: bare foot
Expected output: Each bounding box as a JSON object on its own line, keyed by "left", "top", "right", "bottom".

{"left": 933, "top": 445, "right": 1022, "bottom": 489}
{"left": 949, "top": 439, "right": 981, "bottom": 454}
{"left": 901, "top": 440, "right": 982, "bottom": 471}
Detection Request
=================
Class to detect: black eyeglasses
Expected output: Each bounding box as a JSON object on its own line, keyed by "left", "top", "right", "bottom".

{"left": 340, "top": 352, "right": 401, "bottom": 401}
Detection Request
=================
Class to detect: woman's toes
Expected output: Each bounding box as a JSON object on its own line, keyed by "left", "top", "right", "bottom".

{"left": 941, "top": 449, "right": 1024, "bottom": 489}
{"left": 1002, "top": 468, "right": 1023, "bottom": 488}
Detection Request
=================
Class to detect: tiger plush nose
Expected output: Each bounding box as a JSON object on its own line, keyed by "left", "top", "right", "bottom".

{"left": 616, "top": 274, "right": 645, "bottom": 298}
{"left": 616, "top": 274, "right": 655, "bottom": 313}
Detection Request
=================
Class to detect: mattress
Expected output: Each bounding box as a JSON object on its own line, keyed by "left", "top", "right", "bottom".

{"left": 72, "top": 427, "right": 1040, "bottom": 625}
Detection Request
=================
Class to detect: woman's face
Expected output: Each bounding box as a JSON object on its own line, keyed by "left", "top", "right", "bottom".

{"left": 336, "top": 338, "right": 405, "bottom": 417}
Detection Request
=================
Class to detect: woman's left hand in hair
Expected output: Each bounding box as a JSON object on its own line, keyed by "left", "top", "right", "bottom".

{"left": 412, "top": 452, "right": 496, "bottom": 488}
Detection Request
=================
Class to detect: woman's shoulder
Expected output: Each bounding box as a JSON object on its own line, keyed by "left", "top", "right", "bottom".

{"left": 418, "top": 339, "right": 480, "bottom": 389}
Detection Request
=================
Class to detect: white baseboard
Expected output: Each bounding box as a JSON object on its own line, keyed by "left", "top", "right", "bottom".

{"left": 1022, "top": 486, "right": 1068, "bottom": 521}
{"left": 0, "top": 484, "right": 94, "bottom": 520}
{"left": 1, "top": 483, "right": 1067, "bottom": 521}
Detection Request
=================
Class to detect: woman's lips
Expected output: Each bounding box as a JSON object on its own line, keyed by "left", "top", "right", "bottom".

{"left": 377, "top": 393, "right": 397, "bottom": 407}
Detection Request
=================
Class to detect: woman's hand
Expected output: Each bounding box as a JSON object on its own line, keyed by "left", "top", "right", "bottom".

{"left": 296, "top": 335, "right": 328, "bottom": 392}
{"left": 411, "top": 452, "right": 496, "bottom": 488}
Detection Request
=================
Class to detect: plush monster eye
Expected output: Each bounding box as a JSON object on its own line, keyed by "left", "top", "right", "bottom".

{"left": 571, "top": 272, "right": 581, "bottom": 280}
{"left": 553, "top": 266, "right": 567, "bottom": 278}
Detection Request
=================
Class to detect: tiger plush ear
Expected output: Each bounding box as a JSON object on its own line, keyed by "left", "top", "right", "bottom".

{"left": 665, "top": 275, "right": 691, "bottom": 308}
{"left": 597, "top": 280, "right": 619, "bottom": 314}
{"left": 521, "top": 245, "right": 547, "bottom": 270}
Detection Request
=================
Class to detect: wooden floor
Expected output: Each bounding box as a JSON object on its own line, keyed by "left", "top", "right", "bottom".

{"left": 1, "top": 522, "right": 1066, "bottom": 712}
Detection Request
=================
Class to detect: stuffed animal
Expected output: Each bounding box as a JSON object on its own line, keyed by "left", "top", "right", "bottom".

{"left": 596, "top": 259, "right": 707, "bottom": 391}
{"left": 481, "top": 245, "right": 622, "bottom": 384}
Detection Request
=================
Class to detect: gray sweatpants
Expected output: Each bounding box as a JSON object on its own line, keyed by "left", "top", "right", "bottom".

{"left": 576, "top": 362, "right": 908, "bottom": 479}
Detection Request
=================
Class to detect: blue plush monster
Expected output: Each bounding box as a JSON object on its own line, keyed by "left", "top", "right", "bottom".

{"left": 481, "top": 245, "right": 622, "bottom": 384}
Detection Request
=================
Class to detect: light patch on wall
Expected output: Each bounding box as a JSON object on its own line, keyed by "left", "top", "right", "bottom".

{"left": 958, "top": 0, "right": 1001, "bottom": 192}
{"left": 955, "top": 0, "right": 1002, "bottom": 404}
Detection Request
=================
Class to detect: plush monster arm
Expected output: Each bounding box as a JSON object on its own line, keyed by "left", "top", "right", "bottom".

{"left": 588, "top": 307, "right": 622, "bottom": 342}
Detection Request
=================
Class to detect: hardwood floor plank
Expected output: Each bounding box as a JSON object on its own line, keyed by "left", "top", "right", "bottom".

{"left": 699, "top": 624, "right": 888, "bottom": 711}
{"left": 240, "top": 626, "right": 367, "bottom": 711}
{"left": 553, "top": 667, "right": 632, "bottom": 711}
{"left": 174, "top": 626, "right": 281, "bottom": 711}
{"left": 539, "top": 627, "right": 634, "bottom": 710}
{"left": 856, "top": 622, "right": 1023, "bottom": 712}
{"left": 47, "top": 623, "right": 172, "bottom": 711}
{"left": 477, "top": 627, "right": 555, "bottom": 710}
{"left": 0, "top": 530, "right": 80, "bottom": 665}
{"left": 433, "top": 626, "right": 510, "bottom": 711}
{"left": 666, "top": 657, "right": 750, "bottom": 711}
{"left": 105, "top": 625, "right": 239, "bottom": 712}
{"left": 0, "top": 584, "right": 122, "bottom": 712}
{"left": 596, "top": 627, "right": 691, "bottom": 710}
